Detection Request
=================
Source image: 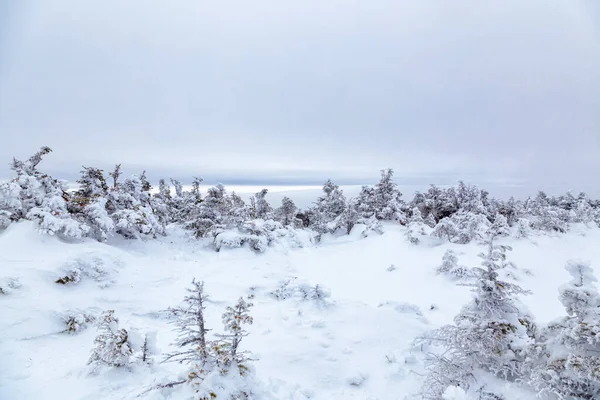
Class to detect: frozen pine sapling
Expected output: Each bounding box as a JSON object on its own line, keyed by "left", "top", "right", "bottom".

{"left": 436, "top": 250, "right": 469, "bottom": 279}
{"left": 88, "top": 310, "right": 133, "bottom": 371}
{"left": 250, "top": 188, "right": 272, "bottom": 220}
{"left": 527, "top": 260, "right": 600, "bottom": 399}
{"left": 149, "top": 281, "right": 262, "bottom": 398}
{"left": 163, "top": 279, "right": 211, "bottom": 366}
{"left": 419, "top": 238, "right": 534, "bottom": 398}
{"left": 275, "top": 196, "right": 300, "bottom": 227}
{"left": 213, "top": 297, "right": 254, "bottom": 374}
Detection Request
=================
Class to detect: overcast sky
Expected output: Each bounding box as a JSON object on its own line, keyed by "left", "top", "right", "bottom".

{"left": 1, "top": 1, "right": 599, "bottom": 195}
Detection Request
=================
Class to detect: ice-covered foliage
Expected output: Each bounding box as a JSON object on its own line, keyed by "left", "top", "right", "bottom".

{"left": 275, "top": 196, "right": 301, "bottom": 227}
{"left": 107, "top": 168, "right": 165, "bottom": 239}
{"left": 269, "top": 279, "right": 332, "bottom": 306}
{"left": 164, "top": 279, "right": 212, "bottom": 366}
{"left": 212, "top": 219, "right": 314, "bottom": 252}
{"left": 0, "top": 277, "right": 22, "bottom": 295}
{"left": 436, "top": 250, "right": 470, "bottom": 279}
{"left": 213, "top": 297, "right": 254, "bottom": 372}
{"left": 69, "top": 166, "right": 115, "bottom": 241}
{"left": 406, "top": 207, "right": 429, "bottom": 244}
{"left": 420, "top": 239, "right": 534, "bottom": 398}
{"left": 61, "top": 310, "right": 97, "bottom": 334}
{"left": 527, "top": 260, "right": 600, "bottom": 399}
{"left": 55, "top": 253, "right": 121, "bottom": 287}
{"left": 372, "top": 168, "right": 406, "bottom": 222}
{"left": 159, "top": 280, "right": 263, "bottom": 399}
{"left": 88, "top": 310, "right": 133, "bottom": 370}
{"left": 250, "top": 188, "right": 272, "bottom": 220}
{"left": 2, "top": 147, "right": 88, "bottom": 238}
{"left": 432, "top": 211, "right": 490, "bottom": 244}
{"left": 488, "top": 214, "right": 510, "bottom": 238}
{"left": 2, "top": 146, "right": 600, "bottom": 248}
{"left": 311, "top": 180, "right": 347, "bottom": 234}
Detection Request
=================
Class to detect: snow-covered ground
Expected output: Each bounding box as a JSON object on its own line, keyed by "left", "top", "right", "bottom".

{"left": 2, "top": 221, "right": 599, "bottom": 399}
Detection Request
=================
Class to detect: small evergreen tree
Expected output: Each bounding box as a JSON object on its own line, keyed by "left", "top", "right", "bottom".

{"left": 528, "top": 260, "right": 600, "bottom": 399}
{"left": 373, "top": 168, "right": 405, "bottom": 222}
{"left": 250, "top": 189, "right": 272, "bottom": 220}
{"left": 275, "top": 196, "right": 298, "bottom": 227}
{"left": 420, "top": 239, "right": 534, "bottom": 398}
{"left": 88, "top": 310, "right": 133, "bottom": 369}
{"left": 311, "top": 180, "right": 347, "bottom": 233}
{"left": 436, "top": 249, "right": 469, "bottom": 279}
{"left": 163, "top": 279, "right": 211, "bottom": 366}
{"left": 213, "top": 297, "right": 254, "bottom": 373}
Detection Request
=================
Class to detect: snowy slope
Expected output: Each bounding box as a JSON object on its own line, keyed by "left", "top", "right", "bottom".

{"left": 1, "top": 221, "right": 599, "bottom": 399}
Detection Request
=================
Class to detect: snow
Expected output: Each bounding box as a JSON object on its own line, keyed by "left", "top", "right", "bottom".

{"left": 2, "top": 220, "right": 600, "bottom": 399}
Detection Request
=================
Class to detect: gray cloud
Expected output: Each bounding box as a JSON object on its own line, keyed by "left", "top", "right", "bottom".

{"left": 1, "top": 0, "right": 599, "bottom": 195}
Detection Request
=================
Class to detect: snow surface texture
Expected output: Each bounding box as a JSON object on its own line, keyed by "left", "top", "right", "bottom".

{"left": 2, "top": 221, "right": 600, "bottom": 399}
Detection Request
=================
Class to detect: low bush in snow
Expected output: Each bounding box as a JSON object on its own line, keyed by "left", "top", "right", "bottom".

{"left": 55, "top": 253, "right": 122, "bottom": 287}
{"left": 0, "top": 277, "right": 21, "bottom": 295}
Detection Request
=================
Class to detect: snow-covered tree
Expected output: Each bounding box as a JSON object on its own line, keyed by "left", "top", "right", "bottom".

{"left": 354, "top": 185, "right": 377, "bottom": 219}
{"left": 88, "top": 310, "right": 133, "bottom": 370}
{"left": 213, "top": 297, "right": 254, "bottom": 373}
{"left": 311, "top": 180, "right": 347, "bottom": 233}
{"left": 432, "top": 211, "right": 490, "bottom": 244}
{"left": 456, "top": 181, "right": 487, "bottom": 216}
{"left": 431, "top": 216, "right": 460, "bottom": 242}
{"left": 275, "top": 196, "right": 299, "bottom": 227}
{"left": 69, "top": 166, "right": 114, "bottom": 241}
{"left": 184, "top": 183, "right": 229, "bottom": 238}
{"left": 487, "top": 213, "right": 510, "bottom": 238}
{"left": 163, "top": 279, "right": 211, "bottom": 366}
{"left": 336, "top": 199, "right": 360, "bottom": 235}
{"left": 6, "top": 147, "right": 89, "bottom": 239}
{"left": 372, "top": 168, "right": 406, "bottom": 222}
{"left": 250, "top": 189, "right": 272, "bottom": 220}
{"left": 227, "top": 191, "right": 251, "bottom": 228}
{"left": 406, "top": 207, "right": 429, "bottom": 244}
{"left": 528, "top": 260, "right": 600, "bottom": 399}
{"left": 420, "top": 239, "right": 534, "bottom": 398}
{"left": 436, "top": 250, "right": 469, "bottom": 279}
{"left": 170, "top": 177, "right": 203, "bottom": 223}
{"left": 106, "top": 168, "right": 164, "bottom": 239}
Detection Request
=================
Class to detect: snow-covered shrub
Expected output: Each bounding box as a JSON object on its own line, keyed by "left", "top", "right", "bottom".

{"left": 406, "top": 207, "right": 429, "bottom": 244}
{"left": 212, "top": 219, "right": 314, "bottom": 253}
{"left": 213, "top": 297, "right": 254, "bottom": 373}
{"left": 275, "top": 196, "right": 302, "bottom": 227}
{"left": 0, "top": 277, "right": 22, "bottom": 295}
{"left": 527, "top": 260, "right": 600, "bottom": 399}
{"left": 55, "top": 253, "right": 121, "bottom": 287}
{"left": 372, "top": 168, "right": 406, "bottom": 223}
{"left": 297, "top": 283, "right": 332, "bottom": 307}
{"left": 488, "top": 213, "right": 510, "bottom": 238}
{"left": 309, "top": 179, "right": 348, "bottom": 234}
{"left": 88, "top": 310, "right": 133, "bottom": 370}
{"left": 432, "top": 211, "right": 490, "bottom": 244}
{"left": 419, "top": 239, "right": 534, "bottom": 398}
{"left": 250, "top": 189, "right": 272, "bottom": 220}
{"left": 269, "top": 279, "right": 298, "bottom": 300}
{"left": 68, "top": 166, "right": 115, "bottom": 241}
{"left": 436, "top": 250, "right": 470, "bottom": 279}
{"left": 61, "top": 311, "right": 96, "bottom": 334}
{"left": 269, "top": 280, "right": 332, "bottom": 306}
{"left": 514, "top": 218, "right": 533, "bottom": 239}
{"left": 129, "top": 329, "right": 158, "bottom": 365}
{"left": 106, "top": 167, "right": 165, "bottom": 239}
{"left": 356, "top": 216, "right": 384, "bottom": 238}
{"left": 159, "top": 280, "right": 264, "bottom": 399}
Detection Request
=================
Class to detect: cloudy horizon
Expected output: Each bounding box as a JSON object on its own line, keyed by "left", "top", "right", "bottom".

{"left": 1, "top": 1, "right": 599, "bottom": 196}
